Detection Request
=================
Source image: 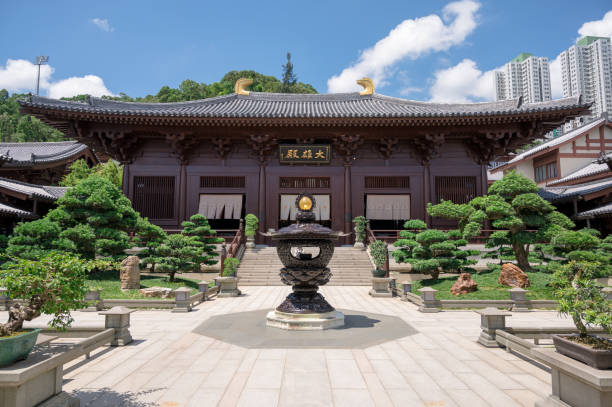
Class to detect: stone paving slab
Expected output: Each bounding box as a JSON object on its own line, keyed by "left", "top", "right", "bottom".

{"left": 1, "top": 285, "right": 577, "bottom": 407}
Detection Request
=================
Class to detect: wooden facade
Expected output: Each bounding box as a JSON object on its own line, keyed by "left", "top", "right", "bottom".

{"left": 19, "top": 85, "right": 590, "bottom": 243}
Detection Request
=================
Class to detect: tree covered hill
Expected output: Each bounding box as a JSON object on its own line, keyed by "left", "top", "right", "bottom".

{"left": 0, "top": 60, "right": 317, "bottom": 142}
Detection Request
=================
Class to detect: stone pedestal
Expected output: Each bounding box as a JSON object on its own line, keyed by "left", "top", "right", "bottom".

{"left": 120, "top": 256, "right": 140, "bottom": 290}
{"left": 509, "top": 287, "right": 529, "bottom": 312}
{"left": 418, "top": 287, "right": 440, "bottom": 313}
{"left": 534, "top": 348, "right": 612, "bottom": 407}
{"left": 476, "top": 307, "right": 511, "bottom": 347}
{"left": 83, "top": 289, "right": 102, "bottom": 312}
{"left": 353, "top": 242, "right": 365, "bottom": 250}
{"left": 216, "top": 276, "right": 241, "bottom": 297}
{"left": 172, "top": 287, "right": 192, "bottom": 312}
{"left": 99, "top": 306, "right": 134, "bottom": 346}
{"left": 266, "top": 310, "right": 344, "bottom": 330}
{"left": 369, "top": 277, "right": 392, "bottom": 297}
{"left": 246, "top": 236, "right": 255, "bottom": 249}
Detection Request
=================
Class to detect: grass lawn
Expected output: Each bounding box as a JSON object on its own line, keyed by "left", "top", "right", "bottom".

{"left": 410, "top": 269, "right": 555, "bottom": 300}
{"left": 87, "top": 270, "right": 200, "bottom": 300}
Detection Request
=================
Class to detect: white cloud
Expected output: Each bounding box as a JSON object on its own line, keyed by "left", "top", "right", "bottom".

{"left": 327, "top": 0, "right": 480, "bottom": 93}
{"left": 578, "top": 10, "right": 612, "bottom": 38}
{"left": 549, "top": 54, "right": 563, "bottom": 99}
{"left": 91, "top": 18, "right": 114, "bottom": 32}
{"left": 429, "top": 59, "right": 497, "bottom": 103}
{"left": 0, "top": 59, "right": 52, "bottom": 92}
{"left": 47, "top": 75, "right": 113, "bottom": 99}
{"left": 0, "top": 59, "right": 114, "bottom": 98}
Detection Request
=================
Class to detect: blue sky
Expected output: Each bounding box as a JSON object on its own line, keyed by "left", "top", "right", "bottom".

{"left": 1, "top": 1, "right": 611, "bottom": 102}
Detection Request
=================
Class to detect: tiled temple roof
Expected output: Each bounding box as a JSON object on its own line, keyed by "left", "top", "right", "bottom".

{"left": 0, "top": 177, "right": 67, "bottom": 201}
{"left": 0, "top": 202, "right": 36, "bottom": 218}
{"left": 575, "top": 202, "right": 612, "bottom": 219}
{"left": 547, "top": 160, "right": 610, "bottom": 186}
{"left": 0, "top": 141, "right": 89, "bottom": 167}
{"left": 539, "top": 178, "right": 612, "bottom": 202}
{"left": 19, "top": 93, "right": 588, "bottom": 119}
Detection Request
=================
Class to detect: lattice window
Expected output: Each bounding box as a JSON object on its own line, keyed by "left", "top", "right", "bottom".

{"left": 365, "top": 176, "right": 410, "bottom": 189}
{"left": 200, "top": 176, "right": 245, "bottom": 188}
{"left": 279, "top": 177, "right": 330, "bottom": 189}
{"left": 435, "top": 176, "right": 476, "bottom": 204}
{"left": 133, "top": 176, "right": 175, "bottom": 219}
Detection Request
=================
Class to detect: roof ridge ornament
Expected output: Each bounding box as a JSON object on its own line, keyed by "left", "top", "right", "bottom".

{"left": 235, "top": 78, "right": 253, "bottom": 95}
{"left": 356, "top": 77, "right": 374, "bottom": 95}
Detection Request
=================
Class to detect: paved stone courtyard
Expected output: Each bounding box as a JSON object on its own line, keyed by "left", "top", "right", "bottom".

{"left": 11, "top": 286, "right": 574, "bottom": 407}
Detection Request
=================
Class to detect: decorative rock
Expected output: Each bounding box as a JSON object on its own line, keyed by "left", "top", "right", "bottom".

{"left": 499, "top": 263, "right": 530, "bottom": 288}
{"left": 120, "top": 255, "right": 141, "bottom": 290}
{"left": 450, "top": 273, "right": 478, "bottom": 295}
{"left": 138, "top": 286, "right": 174, "bottom": 298}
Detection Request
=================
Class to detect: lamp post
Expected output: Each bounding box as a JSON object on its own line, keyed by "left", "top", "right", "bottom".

{"left": 34, "top": 56, "right": 49, "bottom": 96}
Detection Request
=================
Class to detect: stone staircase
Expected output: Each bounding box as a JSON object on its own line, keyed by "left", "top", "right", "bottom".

{"left": 237, "top": 246, "right": 373, "bottom": 286}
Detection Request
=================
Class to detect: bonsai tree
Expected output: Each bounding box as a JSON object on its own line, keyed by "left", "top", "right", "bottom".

{"left": 6, "top": 218, "right": 75, "bottom": 260}
{"left": 542, "top": 229, "right": 610, "bottom": 277}
{"left": 369, "top": 240, "right": 388, "bottom": 276}
{"left": 244, "top": 214, "right": 259, "bottom": 237}
{"left": 0, "top": 252, "right": 88, "bottom": 336}
{"left": 222, "top": 257, "right": 240, "bottom": 277}
{"left": 393, "top": 219, "right": 476, "bottom": 280}
{"left": 149, "top": 234, "right": 203, "bottom": 282}
{"left": 134, "top": 216, "right": 168, "bottom": 273}
{"left": 352, "top": 216, "right": 367, "bottom": 244}
{"left": 47, "top": 175, "right": 140, "bottom": 260}
{"left": 551, "top": 261, "right": 611, "bottom": 341}
{"left": 428, "top": 171, "right": 574, "bottom": 271}
{"left": 181, "top": 214, "right": 224, "bottom": 267}
{"left": 61, "top": 159, "right": 123, "bottom": 188}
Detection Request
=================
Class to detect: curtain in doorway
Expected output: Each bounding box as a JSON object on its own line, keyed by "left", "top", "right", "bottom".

{"left": 280, "top": 194, "right": 330, "bottom": 221}
{"left": 366, "top": 195, "right": 410, "bottom": 220}
{"left": 198, "top": 194, "right": 243, "bottom": 219}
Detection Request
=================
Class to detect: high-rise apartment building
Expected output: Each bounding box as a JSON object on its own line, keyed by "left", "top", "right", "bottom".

{"left": 495, "top": 53, "right": 552, "bottom": 103}
{"left": 559, "top": 36, "right": 612, "bottom": 121}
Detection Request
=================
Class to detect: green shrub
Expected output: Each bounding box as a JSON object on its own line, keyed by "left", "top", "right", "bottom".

{"left": 182, "top": 214, "right": 224, "bottom": 266}
{"left": 369, "top": 240, "right": 387, "bottom": 271}
{"left": 223, "top": 257, "right": 240, "bottom": 277}
{"left": 352, "top": 216, "right": 367, "bottom": 243}
{"left": 245, "top": 214, "right": 259, "bottom": 237}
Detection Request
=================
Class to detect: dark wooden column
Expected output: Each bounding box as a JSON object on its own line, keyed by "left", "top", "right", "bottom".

{"left": 165, "top": 133, "right": 196, "bottom": 224}
{"left": 247, "top": 134, "right": 277, "bottom": 239}
{"left": 410, "top": 134, "right": 445, "bottom": 226}
{"left": 333, "top": 134, "right": 363, "bottom": 238}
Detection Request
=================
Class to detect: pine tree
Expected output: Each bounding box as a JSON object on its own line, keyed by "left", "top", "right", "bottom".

{"left": 280, "top": 52, "right": 297, "bottom": 93}
{"left": 150, "top": 234, "right": 203, "bottom": 282}
{"left": 181, "top": 214, "right": 224, "bottom": 267}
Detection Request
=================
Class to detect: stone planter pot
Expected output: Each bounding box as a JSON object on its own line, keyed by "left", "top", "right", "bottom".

{"left": 371, "top": 268, "right": 386, "bottom": 278}
{"left": 353, "top": 241, "right": 365, "bottom": 250}
{"left": 216, "top": 276, "right": 241, "bottom": 297}
{"left": 552, "top": 334, "right": 612, "bottom": 370}
{"left": 0, "top": 328, "right": 41, "bottom": 367}
{"left": 246, "top": 236, "right": 255, "bottom": 249}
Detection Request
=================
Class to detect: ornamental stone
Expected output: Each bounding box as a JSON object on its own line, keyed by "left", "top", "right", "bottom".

{"left": 120, "top": 255, "right": 141, "bottom": 290}
{"left": 499, "top": 263, "right": 530, "bottom": 288}
{"left": 450, "top": 273, "right": 478, "bottom": 295}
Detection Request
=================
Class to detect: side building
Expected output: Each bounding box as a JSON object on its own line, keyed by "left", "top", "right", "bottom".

{"left": 495, "top": 53, "right": 552, "bottom": 103}
{"left": 19, "top": 79, "right": 589, "bottom": 244}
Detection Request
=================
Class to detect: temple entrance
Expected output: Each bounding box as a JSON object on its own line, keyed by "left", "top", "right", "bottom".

{"left": 198, "top": 194, "right": 246, "bottom": 231}
{"left": 365, "top": 194, "right": 411, "bottom": 232}
{"left": 278, "top": 194, "right": 331, "bottom": 229}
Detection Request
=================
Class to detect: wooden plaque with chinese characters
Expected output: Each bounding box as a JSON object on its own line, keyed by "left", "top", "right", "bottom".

{"left": 279, "top": 144, "right": 331, "bottom": 164}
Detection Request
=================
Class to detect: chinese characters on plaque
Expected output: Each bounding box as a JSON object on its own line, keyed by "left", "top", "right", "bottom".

{"left": 279, "top": 144, "right": 331, "bottom": 164}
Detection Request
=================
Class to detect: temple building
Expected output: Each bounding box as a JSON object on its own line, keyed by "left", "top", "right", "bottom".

{"left": 19, "top": 78, "right": 590, "bottom": 243}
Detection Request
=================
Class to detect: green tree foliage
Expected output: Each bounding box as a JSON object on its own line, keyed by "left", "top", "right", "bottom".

{"left": 60, "top": 159, "right": 123, "bottom": 188}
{"left": 47, "top": 176, "right": 139, "bottom": 260}
{"left": 352, "top": 216, "right": 367, "bottom": 243}
{"left": 392, "top": 220, "right": 476, "bottom": 280}
{"left": 540, "top": 229, "right": 611, "bottom": 277}
{"left": 428, "top": 171, "right": 574, "bottom": 271}
{"left": 551, "top": 261, "right": 611, "bottom": 338}
{"left": 245, "top": 214, "right": 259, "bottom": 237}
{"left": 6, "top": 218, "right": 75, "bottom": 260}
{"left": 223, "top": 257, "right": 240, "bottom": 277}
{"left": 280, "top": 52, "right": 297, "bottom": 93}
{"left": 369, "top": 240, "right": 388, "bottom": 271}
{"left": 134, "top": 216, "right": 168, "bottom": 273}
{"left": 181, "top": 214, "right": 224, "bottom": 266}
{"left": 0, "top": 90, "right": 65, "bottom": 142}
{"left": 0, "top": 253, "right": 88, "bottom": 336}
{"left": 149, "top": 234, "right": 203, "bottom": 282}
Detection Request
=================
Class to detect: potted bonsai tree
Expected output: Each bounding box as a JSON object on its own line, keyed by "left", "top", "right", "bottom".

{"left": 245, "top": 214, "right": 259, "bottom": 249}
{"left": 369, "top": 240, "right": 388, "bottom": 277}
{"left": 352, "top": 216, "right": 367, "bottom": 250}
{"left": 216, "top": 257, "right": 242, "bottom": 297}
{"left": 0, "top": 252, "right": 88, "bottom": 366}
{"left": 550, "top": 260, "right": 612, "bottom": 369}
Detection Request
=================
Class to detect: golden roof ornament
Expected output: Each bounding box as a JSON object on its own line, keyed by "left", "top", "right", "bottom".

{"left": 356, "top": 77, "right": 374, "bottom": 95}
{"left": 235, "top": 78, "right": 253, "bottom": 95}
